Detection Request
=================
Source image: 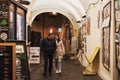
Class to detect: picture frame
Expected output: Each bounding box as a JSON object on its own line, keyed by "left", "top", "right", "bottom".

{"left": 115, "top": 43, "right": 120, "bottom": 69}
{"left": 102, "top": 1, "right": 111, "bottom": 28}
{"left": 81, "top": 20, "right": 87, "bottom": 53}
{"left": 115, "top": 21, "right": 120, "bottom": 33}
{"left": 102, "top": 1, "right": 111, "bottom": 71}
{"left": 78, "top": 27, "right": 82, "bottom": 49}
{"left": 115, "top": 33, "right": 119, "bottom": 42}
{"left": 115, "top": 10, "right": 120, "bottom": 21}
{"left": 86, "top": 17, "right": 90, "bottom": 35}
{"left": 115, "top": 0, "right": 119, "bottom": 9}
{"left": 102, "top": 27, "right": 110, "bottom": 70}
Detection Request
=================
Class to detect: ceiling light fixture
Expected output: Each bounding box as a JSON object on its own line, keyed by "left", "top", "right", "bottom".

{"left": 52, "top": 11, "right": 57, "bottom": 15}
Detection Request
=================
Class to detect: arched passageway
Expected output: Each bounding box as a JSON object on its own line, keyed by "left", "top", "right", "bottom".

{"left": 30, "top": 12, "right": 74, "bottom": 56}
{"left": 27, "top": 0, "right": 115, "bottom": 80}
{"left": 29, "top": 12, "right": 102, "bottom": 80}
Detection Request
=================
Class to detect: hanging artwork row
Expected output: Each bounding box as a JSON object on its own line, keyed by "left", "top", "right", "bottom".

{"left": 115, "top": 0, "right": 120, "bottom": 70}
{"left": 80, "top": 19, "right": 87, "bottom": 53}
{"left": 102, "top": 1, "right": 111, "bottom": 71}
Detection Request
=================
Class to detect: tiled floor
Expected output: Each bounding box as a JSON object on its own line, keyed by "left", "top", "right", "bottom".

{"left": 30, "top": 58, "right": 102, "bottom": 80}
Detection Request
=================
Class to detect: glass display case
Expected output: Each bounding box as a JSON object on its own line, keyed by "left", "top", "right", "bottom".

{"left": 0, "top": 0, "right": 27, "bottom": 41}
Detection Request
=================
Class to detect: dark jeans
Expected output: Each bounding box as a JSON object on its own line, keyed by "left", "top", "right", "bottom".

{"left": 43, "top": 52, "right": 54, "bottom": 75}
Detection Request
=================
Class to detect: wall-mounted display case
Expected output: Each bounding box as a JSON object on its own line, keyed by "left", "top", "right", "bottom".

{"left": 0, "top": 0, "right": 27, "bottom": 41}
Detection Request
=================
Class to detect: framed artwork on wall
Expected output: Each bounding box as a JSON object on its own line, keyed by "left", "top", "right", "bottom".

{"left": 115, "top": 10, "right": 120, "bottom": 21}
{"left": 115, "top": 0, "right": 120, "bottom": 9}
{"left": 115, "top": 33, "right": 119, "bottom": 42}
{"left": 78, "top": 27, "right": 82, "bottom": 49}
{"left": 115, "top": 22, "right": 120, "bottom": 33}
{"left": 115, "top": 0, "right": 120, "bottom": 71}
{"left": 102, "top": 1, "right": 111, "bottom": 70}
{"left": 81, "top": 19, "right": 87, "bottom": 53}
{"left": 98, "top": 10, "right": 100, "bottom": 28}
{"left": 86, "top": 17, "right": 90, "bottom": 35}
{"left": 102, "top": 27, "right": 110, "bottom": 70}
{"left": 116, "top": 43, "right": 120, "bottom": 69}
{"left": 102, "top": 2, "right": 111, "bottom": 28}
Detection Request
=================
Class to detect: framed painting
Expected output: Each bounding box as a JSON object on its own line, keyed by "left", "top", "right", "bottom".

{"left": 116, "top": 43, "right": 120, "bottom": 69}
{"left": 115, "top": 0, "right": 120, "bottom": 10}
{"left": 86, "top": 17, "right": 90, "bottom": 35}
{"left": 102, "top": 1, "right": 111, "bottom": 71}
{"left": 102, "top": 27, "right": 110, "bottom": 70}
{"left": 115, "top": 21, "right": 120, "bottom": 33}
{"left": 102, "top": 1, "right": 111, "bottom": 28}
{"left": 115, "top": 10, "right": 120, "bottom": 21}
{"left": 115, "top": 33, "right": 119, "bottom": 42}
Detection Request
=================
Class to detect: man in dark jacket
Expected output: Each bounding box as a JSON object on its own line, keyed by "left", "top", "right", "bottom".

{"left": 41, "top": 33, "right": 56, "bottom": 77}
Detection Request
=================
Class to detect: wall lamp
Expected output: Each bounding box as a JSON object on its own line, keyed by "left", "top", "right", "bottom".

{"left": 76, "top": 21, "right": 81, "bottom": 23}
{"left": 20, "top": 0, "right": 31, "bottom": 5}
{"left": 82, "top": 15, "right": 86, "bottom": 18}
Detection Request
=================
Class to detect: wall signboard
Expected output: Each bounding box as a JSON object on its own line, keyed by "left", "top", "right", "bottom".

{"left": 71, "top": 37, "right": 78, "bottom": 54}
{"left": 0, "top": 0, "right": 9, "bottom": 40}
{"left": 0, "top": 43, "right": 16, "bottom": 80}
{"left": 7, "top": 40, "right": 30, "bottom": 80}
{"left": 30, "top": 47, "right": 40, "bottom": 64}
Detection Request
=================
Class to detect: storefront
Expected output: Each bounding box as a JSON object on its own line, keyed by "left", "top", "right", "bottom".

{"left": 0, "top": 0, "right": 30, "bottom": 80}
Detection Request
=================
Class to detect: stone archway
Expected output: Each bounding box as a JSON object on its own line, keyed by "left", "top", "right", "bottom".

{"left": 30, "top": 7, "right": 79, "bottom": 37}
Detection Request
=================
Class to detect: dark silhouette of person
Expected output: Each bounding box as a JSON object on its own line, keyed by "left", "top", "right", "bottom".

{"left": 41, "top": 33, "right": 56, "bottom": 77}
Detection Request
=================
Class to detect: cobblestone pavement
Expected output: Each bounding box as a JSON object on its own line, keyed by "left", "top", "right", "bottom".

{"left": 30, "top": 58, "right": 102, "bottom": 80}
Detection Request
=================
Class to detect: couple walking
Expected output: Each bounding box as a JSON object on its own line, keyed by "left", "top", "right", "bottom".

{"left": 41, "top": 33, "right": 65, "bottom": 77}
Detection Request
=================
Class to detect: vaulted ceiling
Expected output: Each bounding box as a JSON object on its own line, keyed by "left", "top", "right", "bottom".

{"left": 27, "top": 0, "right": 99, "bottom": 20}
{"left": 25, "top": 0, "right": 99, "bottom": 29}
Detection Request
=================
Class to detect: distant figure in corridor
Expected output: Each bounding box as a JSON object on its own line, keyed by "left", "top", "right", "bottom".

{"left": 41, "top": 33, "right": 57, "bottom": 77}
{"left": 54, "top": 34, "right": 65, "bottom": 75}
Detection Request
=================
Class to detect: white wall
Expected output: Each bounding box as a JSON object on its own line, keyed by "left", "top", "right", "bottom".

{"left": 79, "top": 0, "right": 118, "bottom": 80}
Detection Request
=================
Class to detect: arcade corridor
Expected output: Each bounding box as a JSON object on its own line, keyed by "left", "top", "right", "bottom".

{"left": 30, "top": 57, "right": 102, "bottom": 80}
{"left": 0, "top": 0, "right": 120, "bottom": 80}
